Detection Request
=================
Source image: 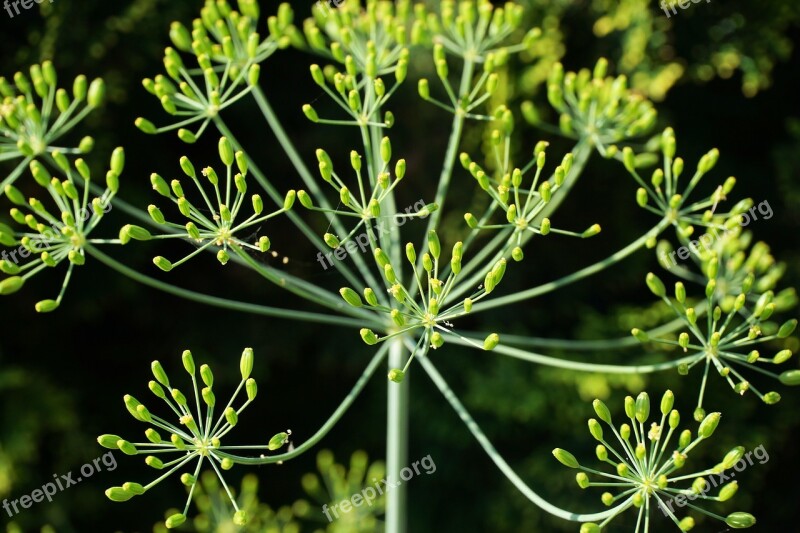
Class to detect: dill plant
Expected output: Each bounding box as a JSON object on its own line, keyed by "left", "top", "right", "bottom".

{"left": 0, "top": 0, "right": 797, "bottom": 531}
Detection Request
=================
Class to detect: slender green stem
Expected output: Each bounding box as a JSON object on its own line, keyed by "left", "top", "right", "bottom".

{"left": 212, "top": 118, "right": 372, "bottom": 294}
{"left": 459, "top": 312, "right": 699, "bottom": 351}
{"left": 85, "top": 244, "right": 381, "bottom": 329}
{"left": 216, "top": 344, "right": 389, "bottom": 465}
{"left": 445, "top": 335, "right": 696, "bottom": 373}
{"left": 417, "top": 353, "right": 617, "bottom": 522}
{"left": 473, "top": 218, "right": 670, "bottom": 313}
{"left": 386, "top": 337, "right": 409, "bottom": 533}
{"left": 250, "top": 87, "right": 386, "bottom": 297}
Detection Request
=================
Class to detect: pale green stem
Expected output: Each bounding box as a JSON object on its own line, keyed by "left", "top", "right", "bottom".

{"left": 249, "top": 87, "right": 386, "bottom": 298}
{"left": 84, "top": 244, "right": 380, "bottom": 329}
{"left": 410, "top": 58, "right": 475, "bottom": 300}
{"left": 459, "top": 311, "right": 700, "bottom": 351}
{"left": 445, "top": 335, "right": 696, "bottom": 373}
{"left": 473, "top": 218, "right": 670, "bottom": 313}
{"left": 417, "top": 353, "right": 619, "bottom": 523}
{"left": 386, "top": 337, "right": 409, "bottom": 533}
{"left": 211, "top": 117, "right": 371, "bottom": 294}
{"left": 216, "top": 344, "right": 389, "bottom": 464}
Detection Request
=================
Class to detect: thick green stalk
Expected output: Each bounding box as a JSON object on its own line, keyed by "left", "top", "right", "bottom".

{"left": 386, "top": 337, "right": 409, "bottom": 533}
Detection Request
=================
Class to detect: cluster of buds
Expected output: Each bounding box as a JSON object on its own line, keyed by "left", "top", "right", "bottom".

{"left": 554, "top": 391, "right": 756, "bottom": 531}
{"left": 341, "top": 229, "right": 504, "bottom": 382}
{"left": 0, "top": 63, "right": 104, "bottom": 194}
{"left": 136, "top": 0, "right": 297, "bottom": 143}
{"left": 417, "top": 2, "right": 540, "bottom": 116}
{"left": 535, "top": 58, "right": 656, "bottom": 152}
{"left": 299, "top": 139, "right": 434, "bottom": 251}
{"left": 302, "top": 0, "right": 413, "bottom": 127}
{"left": 293, "top": 449, "right": 386, "bottom": 529}
{"left": 633, "top": 269, "right": 798, "bottom": 414}
{"left": 657, "top": 230, "right": 796, "bottom": 314}
{"left": 629, "top": 128, "right": 753, "bottom": 239}
{"left": 461, "top": 138, "right": 600, "bottom": 262}
{"left": 137, "top": 136, "right": 294, "bottom": 271}
{"left": 98, "top": 348, "right": 291, "bottom": 528}
{"left": 0, "top": 148, "right": 121, "bottom": 311}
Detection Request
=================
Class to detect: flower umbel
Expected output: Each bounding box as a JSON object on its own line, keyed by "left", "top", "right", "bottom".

{"left": 554, "top": 391, "right": 756, "bottom": 531}
{"left": 634, "top": 270, "right": 798, "bottom": 414}
{"left": 99, "top": 348, "right": 291, "bottom": 528}
{"left": 1, "top": 62, "right": 104, "bottom": 195}
{"left": 143, "top": 136, "right": 294, "bottom": 271}
{"left": 136, "top": 0, "right": 296, "bottom": 143}
{"left": 0, "top": 148, "right": 120, "bottom": 312}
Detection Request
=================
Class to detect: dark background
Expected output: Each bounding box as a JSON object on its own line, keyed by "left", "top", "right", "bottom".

{"left": 1, "top": 1, "right": 799, "bottom": 531}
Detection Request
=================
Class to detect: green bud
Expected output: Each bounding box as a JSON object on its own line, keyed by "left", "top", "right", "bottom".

{"left": 153, "top": 256, "right": 173, "bottom": 272}
{"left": 588, "top": 419, "right": 603, "bottom": 441}
{"left": 592, "top": 399, "right": 612, "bottom": 424}
{"left": 268, "top": 431, "right": 290, "bottom": 451}
{"left": 145, "top": 456, "right": 164, "bottom": 469}
{"left": 97, "top": 434, "right": 123, "bottom": 449}
{"left": 233, "top": 510, "right": 248, "bottom": 526}
{"left": 165, "top": 513, "right": 187, "bottom": 529}
{"left": 779, "top": 370, "right": 800, "bottom": 386}
{"left": 483, "top": 333, "right": 500, "bottom": 351}
{"left": 117, "top": 439, "right": 138, "bottom": 455}
{"left": 635, "top": 392, "right": 650, "bottom": 423}
{"left": 87, "top": 78, "right": 106, "bottom": 107}
{"left": 151, "top": 361, "right": 170, "bottom": 386}
{"left": 340, "top": 287, "right": 363, "bottom": 307}
{"left": 698, "top": 412, "right": 721, "bottom": 438}
{"left": 427, "top": 230, "right": 441, "bottom": 259}
{"left": 360, "top": 328, "right": 379, "bottom": 345}
{"left": 246, "top": 378, "right": 257, "bottom": 401}
{"left": 552, "top": 448, "right": 579, "bottom": 468}
{"left": 646, "top": 272, "right": 666, "bottom": 297}
{"left": 669, "top": 409, "right": 680, "bottom": 429}
{"left": 0, "top": 277, "right": 25, "bottom": 295}
{"left": 105, "top": 487, "right": 134, "bottom": 502}
{"left": 224, "top": 407, "right": 238, "bottom": 427}
{"left": 763, "top": 391, "right": 781, "bottom": 405}
{"left": 284, "top": 190, "right": 296, "bottom": 210}
{"left": 624, "top": 396, "right": 635, "bottom": 419}
{"left": 725, "top": 512, "right": 756, "bottom": 528}
{"left": 302, "top": 104, "right": 319, "bottom": 122}
{"left": 148, "top": 380, "right": 166, "bottom": 399}
{"left": 363, "top": 288, "right": 378, "bottom": 306}
{"left": 661, "top": 390, "right": 674, "bottom": 415}
{"left": 777, "top": 319, "right": 797, "bottom": 338}
{"left": 631, "top": 328, "right": 648, "bottom": 342}
{"left": 582, "top": 224, "right": 601, "bottom": 238}
{"left": 200, "top": 364, "right": 213, "bottom": 387}
{"left": 380, "top": 137, "right": 392, "bottom": 164}
{"left": 596, "top": 445, "right": 608, "bottom": 461}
